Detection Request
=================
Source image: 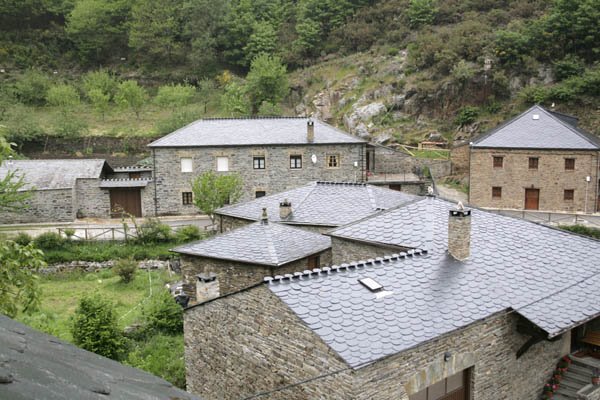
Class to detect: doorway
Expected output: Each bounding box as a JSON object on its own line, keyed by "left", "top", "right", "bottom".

{"left": 110, "top": 188, "right": 142, "bottom": 217}
{"left": 524, "top": 188, "right": 540, "bottom": 210}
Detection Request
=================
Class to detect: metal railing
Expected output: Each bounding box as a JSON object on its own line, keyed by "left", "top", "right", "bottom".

{"left": 486, "top": 209, "right": 600, "bottom": 229}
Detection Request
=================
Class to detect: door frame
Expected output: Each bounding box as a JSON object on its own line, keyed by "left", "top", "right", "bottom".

{"left": 524, "top": 188, "right": 540, "bottom": 210}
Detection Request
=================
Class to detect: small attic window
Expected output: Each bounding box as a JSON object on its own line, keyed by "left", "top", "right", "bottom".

{"left": 358, "top": 277, "right": 383, "bottom": 292}
{"left": 532, "top": 114, "right": 540, "bottom": 120}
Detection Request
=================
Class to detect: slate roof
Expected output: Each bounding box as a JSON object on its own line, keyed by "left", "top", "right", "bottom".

{"left": 147, "top": 117, "right": 365, "bottom": 147}
{"left": 0, "top": 314, "right": 200, "bottom": 400}
{"left": 265, "top": 197, "right": 600, "bottom": 368}
{"left": 172, "top": 220, "right": 331, "bottom": 266}
{"left": 471, "top": 105, "right": 600, "bottom": 150}
{"left": 99, "top": 178, "right": 152, "bottom": 188}
{"left": 0, "top": 159, "right": 110, "bottom": 191}
{"left": 216, "top": 181, "right": 417, "bottom": 227}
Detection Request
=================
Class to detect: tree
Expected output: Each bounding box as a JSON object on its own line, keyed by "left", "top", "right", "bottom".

{"left": 115, "top": 80, "right": 147, "bottom": 119}
{"left": 0, "top": 136, "right": 31, "bottom": 210}
{"left": 71, "top": 295, "right": 126, "bottom": 360}
{"left": 407, "top": 0, "right": 438, "bottom": 28}
{"left": 243, "top": 21, "right": 278, "bottom": 65}
{"left": 197, "top": 78, "right": 216, "bottom": 113}
{"left": 245, "top": 54, "right": 288, "bottom": 114}
{"left": 191, "top": 171, "right": 243, "bottom": 226}
{"left": 46, "top": 84, "right": 80, "bottom": 114}
{"left": 0, "top": 241, "right": 45, "bottom": 318}
{"left": 88, "top": 89, "right": 111, "bottom": 120}
{"left": 82, "top": 69, "right": 118, "bottom": 101}
{"left": 221, "top": 81, "right": 250, "bottom": 116}
{"left": 154, "top": 84, "right": 196, "bottom": 111}
{"left": 14, "top": 69, "right": 51, "bottom": 106}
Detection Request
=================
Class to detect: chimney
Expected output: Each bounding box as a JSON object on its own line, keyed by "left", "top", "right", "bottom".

{"left": 279, "top": 199, "right": 292, "bottom": 219}
{"left": 196, "top": 272, "right": 219, "bottom": 303}
{"left": 448, "top": 202, "right": 471, "bottom": 261}
{"left": 307, "top": 119, "right": 315, "bottom": 143}
{"left": 260, "top": 207, "right": 268, "bottom": 224}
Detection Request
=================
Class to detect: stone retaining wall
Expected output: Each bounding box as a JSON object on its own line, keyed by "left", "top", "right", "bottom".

{"left": 40, "top": 259, "right": 173, "bottom": 275}
{"left": 0, "top": 188, "right": 74, "bottom": 224}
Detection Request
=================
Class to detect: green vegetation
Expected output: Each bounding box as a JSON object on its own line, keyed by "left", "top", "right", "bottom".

{"left": 560, "top": 225, "right": 600, "bottom": 240}
{"left": 113, "top": 258, "right": 138, "bottom": 283}
{"left": 192, "top": 171, "right": 243, "bottom": 225}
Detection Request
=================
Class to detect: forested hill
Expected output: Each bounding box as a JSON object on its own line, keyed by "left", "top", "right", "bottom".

{"left": 1, "top": 0, "right": 599, "bottom": 148}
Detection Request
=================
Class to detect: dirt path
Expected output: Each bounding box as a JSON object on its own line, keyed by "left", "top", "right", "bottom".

{"left": 436, "top": 184, "right": 468, "bottom": 204}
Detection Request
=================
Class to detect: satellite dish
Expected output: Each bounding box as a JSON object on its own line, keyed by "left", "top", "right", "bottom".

{"left": 311, "top": 154, "right": 317, "bottom": 164}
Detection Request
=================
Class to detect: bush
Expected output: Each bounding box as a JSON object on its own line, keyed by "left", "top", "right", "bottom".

{"left": 71, "top": 295, "right": 126, "bottom": 360}
{"left": 553, "top": 55, "right": 585, "bottom": 82}
{"left": 52, "top": 114, "right": 88, "bottom": 138}
{"left": 14, "top": 232, "right": 33, "bottom": 246}
{"left": 126, "top": 334, "right": 185, "bottom": 389}
{"left": 154, "top": 110, "right": 202, "bottom": 136}
{"left": 142, "top": 289, "right": 183, "bottom": 336}
{"left": 560, "top": 225, "right": 600, "bottom": 240}
{"left": 62, "top": 228, "right": 76, "bottom": 240}
{"left": 14, "top": 69, "right": 52, "bottom": 106}
{"left": 455, "top": 106, "right": 479, "bottom": 126}
{"left": 34, "top": 232, "right": 65, "bottom": 250}
{"left": 137, "top": 219, "right": 173, "bottom": 244}
{"left": 175, "top": 225, "right": 202, "bottom": 243}
{"left": 113, "top": 258, "right": 138, "bottom": 283}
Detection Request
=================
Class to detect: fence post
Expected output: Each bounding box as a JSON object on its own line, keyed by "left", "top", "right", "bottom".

{"left": 112, "top": 228, "right": 115, "bottom": 241}
{"left": 85, "top": 228, "right": 88, "bottom": 240}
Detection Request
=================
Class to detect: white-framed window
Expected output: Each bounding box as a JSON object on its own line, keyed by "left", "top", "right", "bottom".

{"left": 217, "top": 156, "right": 229, "bottom": 172}
{"left": 253, "top": 156, "right": 265, "bottom": 169}
{"left": 290, "top": 155, "right": 302, "bottom": 169}
{"left": 181, "top": 157, "right": 193, "bottom": 173}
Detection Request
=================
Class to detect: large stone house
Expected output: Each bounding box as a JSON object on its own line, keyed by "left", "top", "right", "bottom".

{"left": 184, "top": 196, "right": 600, "bottom": 400}
{"left": 0, "top": 159, "right": 153, "bottom": 223}
{"left": 469, "top": 105, "right": 600, "bottom": 212}
{"left": 147, "top": 117, "right": 367, "bottom": 215}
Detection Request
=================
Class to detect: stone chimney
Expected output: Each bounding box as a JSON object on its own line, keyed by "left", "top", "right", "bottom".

{"left": 260, "top": 207, "right": 268, "bottom": 224}
{"left": 448, "top": 202, "right": 471, "bottom": 261}
{"left": 307, "top": 119, "right": 315, "bottom": 143}
{"left": 279, "top": 199, "right": 292, "bottom": 219}
{"left": 196, "top": 272, "right": 219, "bottom": 303}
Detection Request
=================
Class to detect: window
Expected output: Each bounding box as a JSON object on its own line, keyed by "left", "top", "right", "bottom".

{"left": 255, "top": 191, "right": 266, "bottom": 198}
{"left": 409, "top": 370, "right": 468, "bottom": 400}
{"left": 565, "top": 158, "right": 575, "bottom": 170}
{"left": 182, "top": 192, "right": 193, "bottom": 205}
{"left": 129, "top": 172, "right": 141, "bottom": 179}
{"left": 492, "top": 186, "right": 502, "bottom": 199}
{"left": 216, "top": 156, "right": 229, "bottom": 172}
{"left": 564, "top": 189, "right": 574, "bottom": 201}
{"left": 307, "top": 255, "right": 320, "bottom": 269}
{"left": 528, "top": 157, "right": 538, "bottom": 170}
{"left": 290, "top": 155, "right": 302, "bottom": 169}
{"left": 253, "top": 156, "right": 265, "bottom": 169}
{"left": 181, "top": 157, "right": 193, "bottom": 173}
{"left": 493, "top": 156, "right": 503, "bottom": 168}
{"left": 327, "top": 154, "right": 339, "bottom": 168}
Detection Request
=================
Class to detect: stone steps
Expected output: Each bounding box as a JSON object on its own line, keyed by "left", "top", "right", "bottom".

{"left": 540, "top": 355, "right": 598, "bottom": 399}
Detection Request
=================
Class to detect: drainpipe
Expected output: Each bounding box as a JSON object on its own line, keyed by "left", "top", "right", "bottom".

{"left": 152, "top": 148, "right": 158, "bottom": 217}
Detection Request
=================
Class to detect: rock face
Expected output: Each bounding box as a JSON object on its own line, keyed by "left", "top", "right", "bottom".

{"left": 343, "top": 102, "right": 387, "bottom": 137}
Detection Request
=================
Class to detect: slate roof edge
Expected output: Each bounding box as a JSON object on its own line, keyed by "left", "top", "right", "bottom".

{"left": 325, "top": 234, "right": 416, "bottom": 252}
{"left": 470, "top": 146, "right": 600, "bottom": 151}
{"left": 148, "top": 142, "right": 365, "bottom": 148}
{"left": 184, "top": 281, "right": 265, "bottom": 312}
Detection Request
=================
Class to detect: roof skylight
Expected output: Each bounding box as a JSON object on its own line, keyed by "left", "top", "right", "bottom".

{"left": 358, "top": 277, "right": 383, "bottom": 292}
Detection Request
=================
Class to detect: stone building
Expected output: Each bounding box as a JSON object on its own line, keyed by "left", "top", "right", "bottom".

{"left": 172, "top": 210, "right": 331, "bottom": 301}
{"left": 0, "top": 159, "right": 153, "bottom": 223}
{"left": 468, "top": 105, "right": 600, "bottom": 212}
{"left": 215, "top": 180, "right": 417, "bottom": 233}
{"left": 147, "top": 117, "right": 367, "bottom": 215}
{"left": 184, "top": 196, "right": 600, "bottom": 400}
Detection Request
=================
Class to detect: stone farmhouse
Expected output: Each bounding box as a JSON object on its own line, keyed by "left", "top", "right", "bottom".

{"left": 147, "top": 117, "right": 367, "bottom": 215}
{"left": 184, "top": 196, "right": 600, "bottom": 400}
{"left": 468, "top": 105, "right": 600, "bottom": 212}
{"left": 0, "top": 159, "right": 153, "bottom": 223}
{"left": 0, "top": 314, "right": 200, "bottom": 400}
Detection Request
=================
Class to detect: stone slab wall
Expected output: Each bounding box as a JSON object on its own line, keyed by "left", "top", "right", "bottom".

{"left": 180, "top": 249, "right": 332, "bottom": 299}
{"left": 218, "top": 214, "right": 254, "bottom": 233}
{"left": 331, "top": 237, "right": 408, "bottom": 264}
{"left": 450, "top": 143, "right": 470, "bottom": 174}
{"left": 152, "top": 143, "right": 365, "bottom": 216}
{"left": 368, "top": 181, "right": 427, "bottom": 195}
{"left": 75, "top": 178, "right": 110, "bottom": 218}
{"left": 140, "top": 186, "right": 154, "bottom": 217}
{"left": 372, "top": 146, "right": 451, "bottom": 178}
{"left": 470, "top": 149, "right": 599, "bottom": 212}
{"left": 184, "top": 285, "right": 353, "bottom": 400}
{"left": 0, "top": 188, "right": 74, "bottom": 223}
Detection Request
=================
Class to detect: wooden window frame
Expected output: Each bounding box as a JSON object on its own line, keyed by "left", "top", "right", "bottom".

{"left": 327, "top": 154, "right": 340, "bottom": 169}
{"left": 307, "top": 255, "right": 320, "bottom": 269}
{"left": 492, "top": 186, "right": 502, "bottom": 199}
{"left": 253, "top": 156, "right": 265, "bottom": 170}
{"left": 493, "top": 156, "right": 503, "bottom": 169}
{"left": 565, "top": 158, "right": 575, "bottom": 171}
{"left": 182, "top": 192, "right": 193, "bottom": 205}
{"left": 290, "top": 155, "right": 302, "bottom": 169}
{"left": 564, "top": 189, "right": 574, "bottom": 201}
{"left": 528, "top": 157, "right": 539, "bottom": 170}
{"left": 255, "top": 190, "right": 266, "bottom": 198}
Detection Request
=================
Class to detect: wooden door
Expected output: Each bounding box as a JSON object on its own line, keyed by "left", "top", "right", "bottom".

{"left": 110, "top": 188, "right": 142, "bottom": 217}
{"left": 525, "top": 188, "right": 540, "bottom": 210}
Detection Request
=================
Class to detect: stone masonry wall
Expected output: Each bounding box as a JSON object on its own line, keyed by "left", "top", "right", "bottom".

{"left": 450, "top": 143, "right": 470, "bottom": 174}
{"left": 75, "top": 178, "right": 110, "bottom": 218}
{"left": 331, "top": 237, "right": 409, "bottom": 264}
{"left": 218, "top": 214, "right": 254, "bottom": 233}
{"left": 470, "top": 149, "right": 599, "bottom": 212}
{"left": 0, "top": 188, "right": 74, "bottom": 223}
{"left": 152, "top": 143, "right": 365, "bottom": 216}
{"left": 180, "top": 249, "right": 332, "bottom": 299}
{"left": 184, "top": 285, "right": 353, "bottom": 400}
{"left": 372, "top": 146, "right": 451, "bottom": 178}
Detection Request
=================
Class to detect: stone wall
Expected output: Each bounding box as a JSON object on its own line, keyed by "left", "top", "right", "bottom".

{"left": 368, "top": 181, "right": 427, "bottom": 195}
{"left": 470, "top": 149, "right": 599, "bottom": 212}
{"left": 372, "top": 146, "right": 451, "bottom": 179}
{"left": 184, "top": 285, "right": 353, "bottom": 400}
{"left": 75, "top": 178, "right": 111, "bottom": 218}
{"left": 0, "top": 188, "right": 74, "bottom": 223}
{"left": 218, "top": 214, "right": 254, "bottom": 233}
{"left": 152, "top": 143, "right": 365, "bottom": 216}
{"left": 331, "top": 237, "right": 407, "bottom": 264}
{"left": 39, "top": 259, "right": 171, "bottom": 274}
{"left": 180, "top": 249, "right": 332, "bottom": 300}
{"left": 450, "top": 143, "right": 470, "bottom": 174}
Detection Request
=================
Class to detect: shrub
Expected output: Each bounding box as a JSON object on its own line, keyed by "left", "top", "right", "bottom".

{"left": 175, "top": 225, "right": 202, "bottom": 243}
{"left": 113, "top": 258, "right": 138, "bottom": 283}
{"left": 142, "top": 289, "right": 183, "bottom": 336}
{"left": 407, "top": 0, "right": 438, "bottom": 28}
{"left": 154, "top": 84, "right": 196, "bottom": 111}
{"left": 126, "top": 334, "right": 185, "bottom": 388}
{"left": 62, "top": 228, "right": 76, "bottom": 240}
{"left": 14, "top": 69, "right": 52, "bottom": 106}
{"left": 553, "top": 55, "right": 585, "bottom": 82}
{"left": 137, "top": 219, "right": 173, "bottom": 244}
{"left": 14, "top": 232, "right": 33, "bottom": 246}
{"left": 51, "top": 114, "right": 88, "bottom": 138}
{"left": 560, "top": 225, "right": 600, "bottom": 240}
{"left": 71, "top": 295, "right": 126, "bottom": 360}
{"left": 455, "top": 106, "right": 479, "bottom": 126}
{"left": 34, "top": 232, "right": 65, "bottom": 250}
{"left": 82, "top": 69, "right": 118, "bottom": 101}
{"left": 154, "top": 110, "right": 202, "bottom": 136}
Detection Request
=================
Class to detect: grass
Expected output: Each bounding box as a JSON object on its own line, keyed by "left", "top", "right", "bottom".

{"left": 42, "top": 240, "right": 178, "bottom": 264}
{"left": 17, "top": 268, "right": 174, "bottom": 342}
{"left": 442, "top": 177, "right": 469, "bottom": 194}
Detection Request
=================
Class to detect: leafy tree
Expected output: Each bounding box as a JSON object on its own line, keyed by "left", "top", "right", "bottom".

{"left": 293, "top": 19, "right": 322, "bottom": 58}
{"left": 115, "top": 80, "right": 147, "bottom": 119}
{"left": 46, "top": 84, "right": 80, "bottom": 114}
{"left": 88, "top": 89, "right": 111, "bottom": 120}
{"left": 221, "top": 81, "right": 250, "bottom": 116}
{"left": 197, "top": 78, "right": 216, "bottom": 113}
{"left": 82, "top": 69, "right": 118, "bottom": 101}
{"left": 0, "top": 136, "right": 31, "bottom": 210}
{"left": 154, "top": 84, "right": 196, "bottom": 111}
{"left": 245, "top": 54, "right": 288, "bottom": 114}
{"left": 407, "top": 0, "right": 438, "bottom": 28}
{"left": 494, "top": 29, "right": 531, "bottom": 67}
{"left": 191, "top": 171, "right": 243, "bottom": 225}
{"left": 0, "top": 241, "right": 45, "bottom": 318}
{"left": 243, "top": 21, "right": 279, "bottom": 64}
{"left": 71, "top": 295, "right": 126, "bottom": 360}
{"left": 257, "top": 101, "right": 282, "bottom": 116}
{"left": 14, "top": 69, "right": 51, "bottom": 106}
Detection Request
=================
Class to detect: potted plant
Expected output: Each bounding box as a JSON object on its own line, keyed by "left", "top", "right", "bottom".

{"left": 592, "top": 368, "right": 600, "bottom": 385}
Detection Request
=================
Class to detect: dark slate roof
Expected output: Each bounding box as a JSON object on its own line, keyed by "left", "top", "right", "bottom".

{"left": 471, "top": 105, "right": 600, "bottom": 150}
{"left": 265, "top": 197, "right": 600, "bottom": 368}
{"left": 0, "top": 314, "right": 200, "bottom": 400}
{"left": 215, "top": 181, "right": 417, "bottom": 227}
{"left": 99, "top": 178, "right": 152, "bottom": 188}
{"left": 172, "top": 220, "right": 331, "bottom": 266}
{"left": 0, "top": 159, "right": 110, "bottom": 191}
{"left": 147, "top": 117, "right": 365, "bottom": 147}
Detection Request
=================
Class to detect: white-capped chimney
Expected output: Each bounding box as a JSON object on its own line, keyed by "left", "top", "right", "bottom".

{"left": 448, "top": 202, "right": 471, "bottom": 261}
{"left": 279, "top": 199, "right": 292, "bottom": 219}
{"left": 260, "top": 207, "right": 268, "bottom": 224}
{"left": 307, "top": 119, "right": 315, "bottom": 142}
{"left": 196, "top": 272, "right": 219, "bottom": 303}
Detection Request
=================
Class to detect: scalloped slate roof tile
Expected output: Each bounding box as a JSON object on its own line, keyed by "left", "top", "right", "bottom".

{"left": 172, "top": 220, "right": 331, "bottom": 266}
{"left": 0, "top": 315, "right": 201, "bottom": 400}
{"left": 267, "top": 197, "right": 600, "bottom": 368}
{"left": 215, "top": 181, "right": 417, "bottom": 226}
{"left": 471, "top": 105, "right": 600, "bottom": 150}
{"left": 148, "top": 118, "right": 365, "bottom": 147}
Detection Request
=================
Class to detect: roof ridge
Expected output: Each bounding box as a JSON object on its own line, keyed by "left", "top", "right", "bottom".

{"left": 315, "top": 181, "right": 367, "bottom": 186}
{"left": 291, "top": 181, "right": 320, "bottom": 214}
{"left": 262, "top": 223, "right": 282, "bottom": 265}
{"left": 365, "top": 184, "right": 378, "bottom": 210}
{"left": 264, "top": 249, "right": 427, "bottom": 284}
{"left": 202, "top": 116, "right": 303, "bottom": 120}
